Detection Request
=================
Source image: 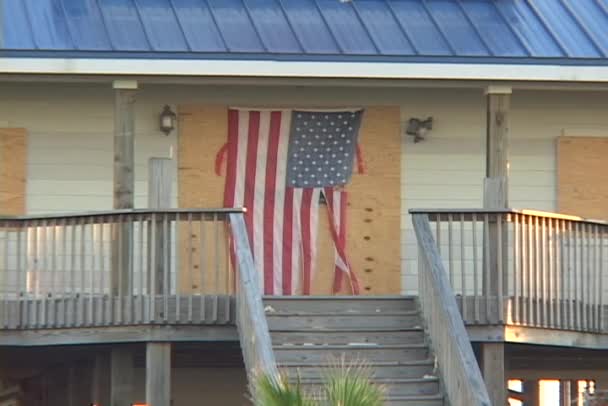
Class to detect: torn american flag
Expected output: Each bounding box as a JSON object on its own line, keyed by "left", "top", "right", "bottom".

{"left": 223, "top": 109, "right": 362, "bottom": 295}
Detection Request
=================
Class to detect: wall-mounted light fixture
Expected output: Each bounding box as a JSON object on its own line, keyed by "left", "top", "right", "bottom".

{"left": 406, "top": 117, "right": 433, "bottom": 143}
{"left": 159, "top": 105, "right": 177, "bottom": 136}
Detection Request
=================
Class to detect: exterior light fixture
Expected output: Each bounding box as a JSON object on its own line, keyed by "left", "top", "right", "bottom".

{"left": 406, "top": 117, "right": 433, "bottom": 143}
{"left": 159, "top": 105, "right": 177, "bottom": 135}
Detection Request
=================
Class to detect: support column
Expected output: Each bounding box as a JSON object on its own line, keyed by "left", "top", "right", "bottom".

{"left": 111, "top": 347, "right": 135, "bottom": 406}
{"left": 560, "top": 380, "right": 572, "bottom": 406}
{"left": 482, "top": 86, "right": 511, "bottom": 406}
{"left": 92, "top": 352, "right": 111, "bottom": 406}
{"left": 483, "top": 343, "right": 507, "bottom": 406}
{"left": 112, "top": 80, "right": 137, "bottom": 296}
{"left": 484, "top": 85, "right": 511, "bottom": 209}
{"left": 148, "top": 158, "right": 173, "bottom": 297}
{"left": 523, "top": 379, "right": 539, "bottom": 406}
{"left": 146, "top": 343, "right": 171, "bottom": 406}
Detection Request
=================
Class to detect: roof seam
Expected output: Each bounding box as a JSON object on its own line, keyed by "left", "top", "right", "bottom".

{"left": 350, "top": 1, "right": 382, "bottom": 54}
{"left": 204, "top": 0, "right": 231, "bottom": 52}
{"left": 455, "top": 0, "right": 493, "bottom": 56}
{"left": 419, "top": 0, "right": 456, "bottom": 55}
{"left": 240, "top": 0, "right": 269, "bottom": 53}
{"left": 94, "top": 0, "right": 117, "bottom": 51}
{"left": 57, "top": 0, "right": 78, "bottom": 50}
{"left": 385, "top": 0, "right": 419, "bottom": 56}
{"left": 276, "top": 0, "right": 306, "bottom": 53}
{"left": 312, "top": 0, "right": 344, "bottom": 55}
{"left": 524, "top": 0, "right": 569, "bottom": 57}
{"left": 132, "top": 0, "right": 156, "bottom": 51}
{"left": 168, "top": 0, "right": 193, "bottom": 53}
{"left": 558, "top": 0, "right": 607, "bottom": 57}
{"left": 491, "top": 2, "right": 534, "bottom": 57}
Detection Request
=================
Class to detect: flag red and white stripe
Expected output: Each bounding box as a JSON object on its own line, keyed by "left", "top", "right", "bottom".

{"left": 323, "top": 188, "right": 361, "bottom": 294}
{"left": 224, "top": 109, "right": 320, "bottom": 295}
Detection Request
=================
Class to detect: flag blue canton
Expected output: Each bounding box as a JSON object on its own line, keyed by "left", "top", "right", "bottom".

{"left": 286, "top": 110, "right": 363, "bottom": 188}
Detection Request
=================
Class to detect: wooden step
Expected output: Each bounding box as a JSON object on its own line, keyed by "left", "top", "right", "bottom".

{"left": 384, "top": 394, "right": 444, "bottom": 406}
{"left": 271, "top": 328, "right": 425, "bottom": 345}
{"left": 264, "top": 296, "right": 417, "bottom": 314}
{"left": 298, "top": 377, "right": 440, "bottom": 397}
{"left": 267, "top": 312, "right": 422, "bottom": 330}
{"left": 277, "top": 359, "right": 436, "bottom": 379}
{"left": 273, "top": 344, "right": 430, "bottom": 363}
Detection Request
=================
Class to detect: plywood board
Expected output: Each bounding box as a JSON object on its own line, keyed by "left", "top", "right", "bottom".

{"left": 0, "top": 128, "right": 27, "bottom": 215}
{"left": 557, "top": 136, "right": 608, "bottom": 220}
{"left": 178, "top": 106, "right": 401, "bottom": 295}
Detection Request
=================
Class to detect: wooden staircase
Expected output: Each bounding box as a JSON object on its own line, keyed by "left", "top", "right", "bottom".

{"left": 263, "top": 296, "right": 445, "bottom": 406}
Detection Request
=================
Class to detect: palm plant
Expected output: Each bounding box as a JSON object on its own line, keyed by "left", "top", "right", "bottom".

{"left": 322, "top": 359, "right": 385, "bottom": 406}
{"left": 252, "top": 371, "right": 316, "bottom": 406}
{"left": 251, "top": 359, "right": 385, "bottom": 406}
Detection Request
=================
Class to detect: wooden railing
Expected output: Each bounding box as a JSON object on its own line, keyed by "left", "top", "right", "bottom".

{"left": 410, "top": 209, "right": 608, "bottom": 332}
{"left": 229, "top": 213, "right": 279, "bottom": 390}
{"left": 0, "top": 209, "right": 241, "bottom": 329}
{"left": 412, "top": 214, "right": 491, "bottom": 406}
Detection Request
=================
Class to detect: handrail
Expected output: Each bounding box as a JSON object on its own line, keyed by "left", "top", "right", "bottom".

{"left": 410, "top": 208, "right": 608, "bottom": 227}
{"left": 410, "top": 208, "right": 607, "bottom": 331}
{"left": 229, "top": 213, "right": 279, "bottom": 391}
{"left": 0, "top": 207, "right": 246, "bottom": 221}
{"left": 412, "top": 213, "right": 491, "bottom": 406}
{"left": 0, "top": 209, "right": 236, "bottom": 329}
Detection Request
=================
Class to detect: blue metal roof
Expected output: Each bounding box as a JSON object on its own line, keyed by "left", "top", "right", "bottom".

{"left": 2, "top": 0, "right": 608, "bottom": 64}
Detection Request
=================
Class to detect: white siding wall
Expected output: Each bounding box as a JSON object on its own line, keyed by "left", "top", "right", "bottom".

{"left": 0, "top": 83, "right": 178, "bottom": 213}
{"left": 1, "top": 83, "right": 606, "bottom": 294}
{"left": 401, "top": 90, "right": 608, "bottom": 294}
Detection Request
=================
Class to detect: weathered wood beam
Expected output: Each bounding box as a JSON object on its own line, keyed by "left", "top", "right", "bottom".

{"left": 92, "top": 352, "right": 110, "bottom": 406}
{"left": 523, "top": 379, "right": 539, "bottom": 406}
{"left": 112, "top": 80, "right": 137, "bottom": 296}
{"left": 111, "top": 347, "right": 135, "bottom": 406}
{"left": 483, "top": 86, "right": 512, "bottom": 324}
{"left": 146, "top": 343, "right": 171, "bottom": 406}
{"left": 483, "top": 342, "right": 507, "bottom": 406}
{"left": 149, "top": 158, "right": 173, "bottom": 296}
{"left": 560, "top": 380, "right": 572, "bottom": 406}
{"left": 484, "top": 85, "right": 511, "bottom": 209}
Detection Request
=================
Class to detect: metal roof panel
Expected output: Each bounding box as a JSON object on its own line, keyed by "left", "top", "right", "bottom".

{"left": 23, "top": 0, "right": 74, "bottom": 49}
{"left": 206, "top": 0, "right": 265, "bottom": 52}
{"left": 97, "top": 0, "right": 151, "bottom": 51}
{"left": 2, "top": 1, "right": 36, "bottom": 49}
{"left": 458, "top": 0, "right": 528, "bottom": 57}
{"left": 134, "top": 0, "right": 189, "bottom": 51}
{"left": 354, "top": 0, "right": 416, "bottom": 55}
{"left": 170, "top": 0, "right": 227, "bottom": 52}
{"left": 388, "top": 0, "right": 452, "bottom": 55}
{"left": 424, "top": 0, "right": 490, "bottom": 56}
{"left": 280, "top": 0, "right": 341, "bottom": 54}
{"left": 2, "top": 0, "right": 607, "bottom": 64}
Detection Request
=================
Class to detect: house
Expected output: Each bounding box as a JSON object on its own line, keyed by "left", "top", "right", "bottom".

{"left": 1, "top": 0, "right": 608, "bottom": 405}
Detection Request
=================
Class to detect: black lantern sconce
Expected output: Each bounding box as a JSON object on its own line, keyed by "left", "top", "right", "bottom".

{"left": 159, "top": 105, "right": 177, "bottom": 136}
{"left": 406, "top": 117, "right": 433, "bottom": 143}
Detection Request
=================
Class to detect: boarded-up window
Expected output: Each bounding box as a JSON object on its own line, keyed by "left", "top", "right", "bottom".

{"left": 557, "top": 136, "right": 608, "bottom": 220}
{"left": 0, "top": 128, "right": 27, "bottom": 215}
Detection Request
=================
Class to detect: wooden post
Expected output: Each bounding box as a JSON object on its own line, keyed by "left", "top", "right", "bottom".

{"left": 483, "top": 343, "right": 507, "bottom": 406}
{"left": 146, "top": 343, "right": 171, "bottom": 406}
{"left": 111, "top": 347, "right": 135, "bottom": 406}
{"left": 112, "top": 80, "right": 137, "bottom": 296}
{"left": 148, "top": 158, "right": 173, "bottom": 296}
{"left": 92, "top": 352, "right": 111, "bottom": 406}
{"left": 482, "top": 87, "right": 511, "bottom": 405}
{"left": 523, "top": 379, "right": 539, "bottom": 406}
{"left": 484, "top": 85, "right": 511, "bottom": 209}
{"left": 560, "top": 380, "right": 572, "bottom": 406}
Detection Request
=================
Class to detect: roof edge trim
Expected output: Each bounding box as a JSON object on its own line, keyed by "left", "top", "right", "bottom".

{"left": 1, "top": 58, "right": 608, "bottom": 82}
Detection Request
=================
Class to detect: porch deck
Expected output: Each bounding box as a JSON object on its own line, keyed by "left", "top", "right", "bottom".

{"left": 0, "top": 208, "right": 607, "bottom": 347}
